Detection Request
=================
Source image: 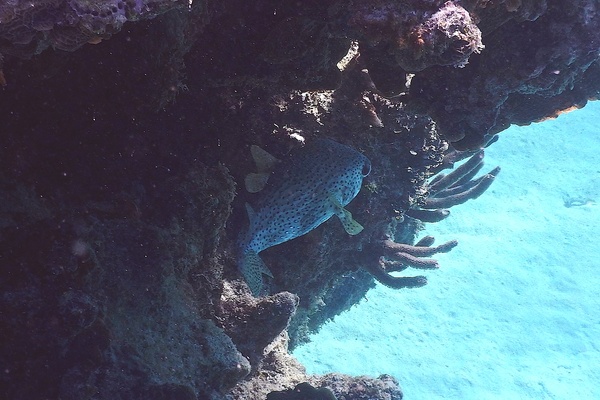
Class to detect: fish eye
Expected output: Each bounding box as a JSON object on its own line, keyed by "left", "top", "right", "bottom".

{"left": 361, "top": 160, "right": 371, "bottom": 177}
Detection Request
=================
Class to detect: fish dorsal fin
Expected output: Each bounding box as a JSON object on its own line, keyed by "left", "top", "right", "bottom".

{"left": 250, "top": 145, "right": 279, "bottom": 173}
{"left": 329, "top": 195, "right": 364, "bottom": 235}
{"left": 245, "top": 172, "right": 271, "bottom": 193}
{"left": 245, "top": 145, "right": 280, "bottom": 193}
{"left": 245, "top": 202, "right": 257, "bottom": 226}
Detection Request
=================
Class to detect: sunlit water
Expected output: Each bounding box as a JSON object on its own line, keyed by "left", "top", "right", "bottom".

{"left": 293, "top": 102, "right": 600, "bottom": 399}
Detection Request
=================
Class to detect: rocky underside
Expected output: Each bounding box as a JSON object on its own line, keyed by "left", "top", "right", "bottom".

{"left": 1, "top": 1, "right": 599, "bottom": 399}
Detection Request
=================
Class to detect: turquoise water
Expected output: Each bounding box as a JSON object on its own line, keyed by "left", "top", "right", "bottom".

{"left": 294, "top": 101, "right": 600, "bottom": 399}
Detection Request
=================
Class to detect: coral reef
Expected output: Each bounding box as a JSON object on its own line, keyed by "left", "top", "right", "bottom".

{"left": 217, "top": 281, "right": 300, "bottom": 366}
{"left": 0, "top": 166, "right": 250, "bottom": 399}
{"left": 313, "top": 374, "right": 403, "bottom": 400}
{"left": 360, "top": 235, "right": 458, "bottom": 289}
{"left": 345, "top": 0, "right": 484, "bottom": 72}
{"left": 411, "top": 149, "right": 501, "bottom": 211}
{"left": 0, "top": 0, "right": 599, "bottom": 399}
{"left": 408, "top": 0, "right": 600, "bottom": 149}
{"left": 267, "top": 383, "right": 337, "bottom": 400}
{"left": 356, "top": 150, "right": 500, "bottom": 289}
{"left": 228, "top": 332, "right": 404, "bottom": 400}
{"left": 0, "top": 0, "right": 188, "bottom": 57}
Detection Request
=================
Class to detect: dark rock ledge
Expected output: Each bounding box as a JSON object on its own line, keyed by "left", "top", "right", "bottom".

{"left": 1, "top": 1, "right": 598, "bottom": 399}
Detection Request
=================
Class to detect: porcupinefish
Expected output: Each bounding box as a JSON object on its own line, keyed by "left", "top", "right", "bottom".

{"left": 238, "top": 138, "right": 371, "bottom": 295}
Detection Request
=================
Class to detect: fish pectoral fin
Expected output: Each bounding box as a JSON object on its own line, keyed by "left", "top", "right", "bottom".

{"left": 338, "top": 209, "right": 364, "bottom": 235}
{"left": 245, "top": 172, "right": 271, "bottom": 193}
{"left": 250, "top": 145, "right": 280, "bottom": 173}
{"left": 329, "top": 195, "right": 364, "bottom": 235}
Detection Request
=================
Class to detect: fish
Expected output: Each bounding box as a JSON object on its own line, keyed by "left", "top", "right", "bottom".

{"left": 238, "top": 138, "right": 371, "bottom": 295}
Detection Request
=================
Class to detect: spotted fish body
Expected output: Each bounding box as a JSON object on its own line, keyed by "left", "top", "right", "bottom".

{"left": 239, "top": 138, "right": 371, "bottom": 295}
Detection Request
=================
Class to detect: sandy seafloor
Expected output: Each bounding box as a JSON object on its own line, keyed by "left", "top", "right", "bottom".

{"left": 293, "top": 101, "right": 600, "bottom": 399}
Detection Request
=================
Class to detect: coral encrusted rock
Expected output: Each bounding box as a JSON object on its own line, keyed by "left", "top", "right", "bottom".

{"left": 0, "top": 0, "right": 188, "bottom": 57}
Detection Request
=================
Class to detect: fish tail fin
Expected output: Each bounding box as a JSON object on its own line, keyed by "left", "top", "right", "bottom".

{"left": 239, "top": 250, "right": 273, "bottom": 296}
